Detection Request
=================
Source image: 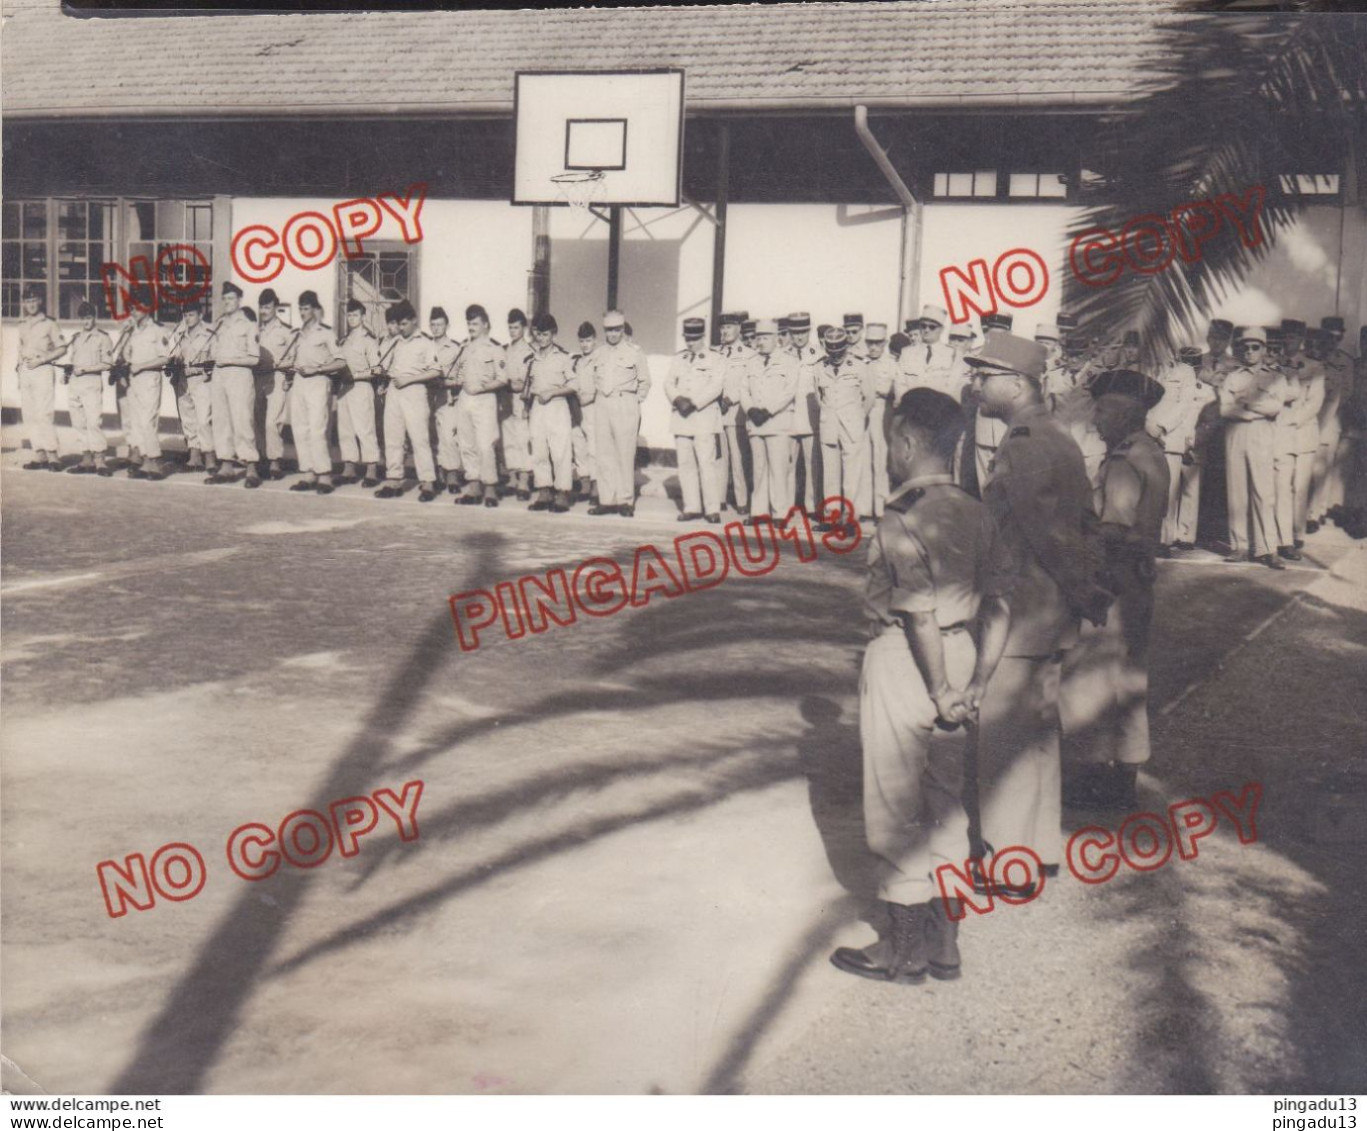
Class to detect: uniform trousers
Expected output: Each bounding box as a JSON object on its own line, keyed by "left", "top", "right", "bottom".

{"left": 1224, "top": 418, "right": 1276, "bottom": 557}
{"left": 1060, "top": 581, "right": 1154, "bottom": 766}
{"left": 572, "top": 406, "right": 596, "bottom": 483}
{"left": 114, "top": 380, "right": 133, "bottom": 457}
{"left": 530, "top": 398, "right": 573, "bottom": 492}
{"left": 976, "top": 652, "right": 1065, "bottom": 867}
{"left": 433, "top": 398, "right": 461, "bottom": 472}
{"left": 750, "top": 434, "right": 794, "bottom": 518}
{"left": 860, "top": 400, "right": 890, "bottom": 517}
{"left": 256, "top": 371, "right": 289, "bottom": 461}
{"left": 456, "top": 391, "right": 500, "bottom": 489}
{"left": 128, "top": 370, "right": 164, "bottom": 458}
{"left": 212, "top": 366, "right": 261, "bottom": 463}
{"left": 1288, "top": 439, "right": 1318, "bottom": 542}
{"left": 384, "top": 381, "right": 436, "bottom": 482}
{"left": 19, "top": 369, "right": 58, "bottom": 453}
{"left": 1162, "top": 452, "right": 1201, "bottom": 545}
{"left": 721, "top": 422, "right": 750, "bottom": 510}
{"left": 675, "top": 430, "right": 722, "bottom": 515}
{"left": 174, "top": 374, "right": 214, "bottom": 455}
{"left": 337, "top": 381, "right": 380, "bottom": 465}
{"left": 820, "top": 427, "right": 866, "bottom": 517}
{"left": 861, "top": 626, "right": 975, "bottom": 905}
{"left": 67, "top": 373, "right": 108, "bottom": 454}
{"left": 1310, "top": 420, "right": 1344, "bottom": 519}
{"left": 502, "top": 406, "right": 532, "bottom": 473}
{"left": 793, "top": 433, "right": 819, "bottom": 511}
{"left": 289, "top": 374, "right": 333, "bottom": 476}
{"left": 595, "top": 394, "right": 641, "bottom": 507}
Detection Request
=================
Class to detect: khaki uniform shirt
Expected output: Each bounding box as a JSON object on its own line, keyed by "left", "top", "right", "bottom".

{"left": 454, "top": 336, "right": 508, "bottom": 395}
{"left": 258, "top": 318, "right": 296, "bottom": 375}
{"left": 68, "top": 327, "right": 115, "bottom": 375}
{"left": 212, "top": 310, "right": 260, "bottom": 370}
{"left": 289, "top": 321, "right": 340, "bottom": 376}
{"left": 665, "top": 346, "right": 726, "bottom": 436}
{"left": 389, "top": 332, "right": 439, "bottom": 387}
{"left": 1148, "top": 360, "right": 1216, "bottom": 455}
{"left": 526, "top": 344, "right": 574, "bottom": 402}
{"left": 596, "top": 339, "right": 651, "bottom": 399}
{"left": 572, "top": 348, "right": 601, "bottom": 405}
{"left": 339, "top": 327, "right": 381, "bottom": 381}
{"left": 741, "top": 350, "right": 800, "bottom": 437}
{"left": 817, "top": 354, "right": 870, "bottom": 445}
{"left": 18, "top": 313, "right": 64, "bottom": 377}
{"left": 126, "top": 318, "right": 171, "bottom": 373}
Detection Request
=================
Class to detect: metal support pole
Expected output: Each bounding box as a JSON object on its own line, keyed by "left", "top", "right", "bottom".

{"left": 529, "top": 204, "right": 550, "bottom": 318}
{"left": 607, "top": 205, "right": 622, "bottom": 311}
{"left": 709, "top": 121, "right": 731, "bottom": 346}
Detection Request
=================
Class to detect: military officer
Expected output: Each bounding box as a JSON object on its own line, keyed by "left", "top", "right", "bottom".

{"left": 1274, "top": 319, "right": 1324, "bottom": 558}
{"left": 816, "top": 326, "right": 869, "bottom": 528}
{"left": 1035, "top": 325, "right": 1069, "bottom": 404}
{"left": 280, "top": 290, "right": 339, "bottom": 495}
{"left": 741, "top": 318, "right": 758, "bottom": 351}
{"left": 588, "top": 309, "right": 651, "bottom": 517}
{"left": 208, "top": 281, "right": 263, "bottom": 487}
{"left": 717, "top": 311, "right": 752, "bottom": 516}
{"left": 63, "top": 301, "right": 114, "bottom": 476}
{"left": 666, "top": 316, "right": 726, "bottom": 522}
{"left": 122, "top": 306, "right": 172, "bottom": 480}
{"left": 336, "top": 299, "right": 383, "bottom": 488}
{"left": 786, "top": 311, "right": 823, "bottom": 511}
{"left": 375, "top": 299, "right": 441, "bottom": 502}
{"left": 428, "top": 306, "right": 463, "bottom": 494}
{"left": 503, "top": 308, "right": 535, "bottom": 500}
{"left": 830, "top": 388, "right": 987, "bottom": 986}
{"left": 255, "top": 288, "right": 295, "bottom": 481}
{"left": 1220, "top": 325, "right": 1291, "bottom": 568}
{"left": 961, "top": 331, "right": 1112, "bottom": 878}
{"left": 453, "top": 304, "right": 510, "bottom": 507}
{"left": 570, "top": 321, "right": 601, "bottom": 503}
{"left": 843, "top": 313, "right": 867, "bottom": 360}
{"left": 1146, "top": 346, "right": 1214, "bottom": 552}
{"left": 971, "top": 312, "right": 1014, "bottom": 490}
{"left": 1063, "top": 369, "right": 1170, "bottom": 810}
{"left": 895, "top": 305, "right": 956, "bottom": 400}
{"left": 15, "top": 285, "right": 66, "bottom": 470}
{"left": 741, "top": 319, "right": 800, "bottom": 519}
{"left": 859, "top": 322, "right": 897, "bottom": 519}
{"left": 524, "top": 312, "right": 576, "bottom": 513}
{"left": 1309, "top": 320, "right": 1351, "bottom": 529}
{"left": 777, "top": 316, "right": 792, "bottom": 353}
{"left": 167, "top": 304, "right": 217, "bottom": 476}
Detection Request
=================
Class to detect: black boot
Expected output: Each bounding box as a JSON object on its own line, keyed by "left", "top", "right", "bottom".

{"left": 925, "top": 898, "right": 962, "bottom": 981}
{"left": 830, "top": 902, "right": 927, "bottom": 984}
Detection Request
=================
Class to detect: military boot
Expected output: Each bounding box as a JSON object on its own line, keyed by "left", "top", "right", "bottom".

{"left": 830, "top": 902, "right": 928, "bottom": 984}
{"left": 925, "top": 897, "right": 962, "bottom": 981}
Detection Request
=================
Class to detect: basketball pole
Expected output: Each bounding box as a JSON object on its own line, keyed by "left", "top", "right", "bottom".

{"left": 709, "top": 121, "right": 731, "bottom": 347}
{"left": 529, "top": 204, "right": 551, "bottom": 318}
{"left": 607, "top": 205, "right": 622, "bottom": 311}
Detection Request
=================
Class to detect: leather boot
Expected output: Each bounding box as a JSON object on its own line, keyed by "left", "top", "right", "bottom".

{"left": 925, "top": 898, "right": 962, "bottom": 981}
{"left": 830, "top": 902, "right": 927, "bottom": 984}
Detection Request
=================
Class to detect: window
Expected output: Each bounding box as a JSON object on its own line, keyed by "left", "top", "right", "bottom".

{"left": 933, "top": 171, "right": 998, "bottom": 199}
{"left": 1278, "top": 174, "right": 1340, "bottom": 196}
{"left": 2, "top": 197, "right": 213, "bottom": 321}
{"left": 1009, "top": 172, "right": 1068, "bottom": 199}
{"left": 2, "top": 201, "right": 49, "bottom": 318}
{"left": 337, "top": 243, "right": 418, "bottom": 337}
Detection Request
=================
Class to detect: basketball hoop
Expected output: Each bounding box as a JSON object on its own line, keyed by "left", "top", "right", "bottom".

{"left": 551, "top": 169, "right": 607, "bottom": 212}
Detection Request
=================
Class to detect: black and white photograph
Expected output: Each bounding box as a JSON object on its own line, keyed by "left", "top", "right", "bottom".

{"left": 2, "top": 0, "right": 1366, "bottom": 1109}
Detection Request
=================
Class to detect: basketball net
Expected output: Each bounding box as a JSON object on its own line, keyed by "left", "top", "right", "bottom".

{"left": 551, "top": 170, "right": 608, "bottom": 212}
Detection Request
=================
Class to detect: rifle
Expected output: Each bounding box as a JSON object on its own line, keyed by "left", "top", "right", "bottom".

{"left": 107, "top": 321, "right": 135, "bottom": 386}
{"left": 373, "top": 337, "right": 400, "bottom": 393}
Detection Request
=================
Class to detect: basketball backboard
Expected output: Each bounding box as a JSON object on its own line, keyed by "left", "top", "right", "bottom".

{"left": 513, "top": 69, "right": 685, "bottom": 208}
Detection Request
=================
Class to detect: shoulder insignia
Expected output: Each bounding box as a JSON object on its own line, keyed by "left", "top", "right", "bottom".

{"left": 553, "top": 343, "right": 569, "bottom": 354}
{"left": 886, "top": 487, "right": 925, "bottom": 514}
{"left": 1009, "top": 425, "right": 1030, "bottom": 439}
{"left": 490, "top": 337, "right": 504, "bottom": 347}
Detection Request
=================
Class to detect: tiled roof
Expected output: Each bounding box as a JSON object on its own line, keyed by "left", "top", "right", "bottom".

{"left": 1, "top": 0, "right": 1172, "bottom": 120}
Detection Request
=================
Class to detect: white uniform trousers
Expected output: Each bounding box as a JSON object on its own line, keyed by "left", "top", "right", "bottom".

{"left": 337, "top": 381, "right": 380, "bottom": 465}
{"left": 976, "top": 652, "right": 1065, "bottom": 867}
{"left": 128, "top": 370, "right": 164, "bottom": 458}
{"left": 861, "top": 626, "right": 975, "bottom": 905}
{"left": 175, "top": 375, "right": 214, "bottom": 455}
{"left": 530, "top": 398, "right": 573, "bottom": 492}
{"left": 721, "top": 423, "right": 750, "bottom": 510}
{"left": 1310, "top": 419, "right": 1344, "bottom": 519}
{"left": 675, "top": 431, "right": 722, "bottom": 515}
{"left": 572, "top": 407, "right": 596, "bottom": 483}
{"left": 212, "top": 366, "right": 260, "bottom": 463}
{"left": 502, "top": 408, "right": 532, "bottom": 473}
{"left": 1224, "top": 419, "right": 1276, "bottom": 557}
{"left": 861, "top": 400, "right": 890, "bottom": 517}
{"left": 595, "top": 393, "right": 641, "bottom": 507}
{"left": 433, "top": 398, "right": 461, "bottom": 472}
{"left": 255, "top": 371, "right": 289, "bottom": 461}
{"left": 384, "top": 381, "right": 436, "bottom": 483}
{"left": 19, "top": 369, "right": 58, "bottom": 453}
{"left": 455, "top": 391, "right": 500, "bottom": 488}
{"left": 792, "top": 434, "right": 819, "bottom": 511}
{"left": 289, "top": 374, "right": 333, "bottom": 476}
{"left": 750, "top": 434, "right": 794, "bottom": 518}
{"left": 1162, "top": 452, "right": 1202, "bottom": 545}
{"left": 820, "top": 430, "right": 866, "bottom": 516}
{"left": 68, "top": 373, "right": 108, "bottom": 453}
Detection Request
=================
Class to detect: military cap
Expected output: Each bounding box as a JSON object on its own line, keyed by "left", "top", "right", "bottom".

{"left": 1178, "top": 346, "right": 1204, "bottom": 365}
{"left": 864, "top": 322, "right": 888, "bottom": 342}
{"left": 22, "top": 284, "right": 44, "bottom": 301}
{"left": 1321, "top": 316, "right": 1346, "bottom": 334}
{"left": 788, "top": 312, "right": 812, "bottom": 332}
{"left": 1057, "top": 312, "right": 1080, "bottom": 331}
{"left": 390, "top": 299, "right": 417, "bottom": 322}
{"left": 298, "top": 290, "right": 321, "bottom": 310}
{"left": 466, "top": 304, "right": 489, "bottom": 323}
{"left": 948, "top": 322, "right": 976, "bottom": 340}
{"left": 603, "top": 310, "right": 626, "bottom": 329}
{"left": 1281, "top": 318, "right": 1306, "bottom": 335}
{"left": 1123, "top": 330, "right": 1141, "bottom": 347}
{"left": 920, "top": 304, "right": 948, "bottom": 327}
{"left": 1089, "top": 368, "right": 1165, "bottom": 410}
{"left": 77, "top": 300, "right": 96, "bottom": 318}
{"left": 755, "top": 318, "right": 779, "bottom": 335}
{"left": 347, "top": 299, "right": 366, "bottom": 315}
{"left": 259, "top": 287, "right": 280, "bottom": 306}
{"left": 964, "top": 331, "right": 1046, "bottom": 380}
{"left": 1209, "top": 318, "right": 1234, "bottom": 335}
{"left": 179, "top": 303, "right": 204, "bottom": 319}
{"left": 625, "top": 321, "right": 634, "bottom": 336}
{"left": 682, "top": 317, "right": 706, "bottom": 341}
{"left": 817, "top": 324, "right": 832, "bottom": 341}
{"left": 720, "top": 311, "right": 745, "bottom": 327}
{"left": 242, "top": 308, "right": 257, "bottom": 322}
{"left": 777, "top": 317, "right": 792, "bottom": 333}
{"left": 822, "top": 326, "right": 848, "bottom": 348}
{"left": 1234, "top": 325, "right": 1266, "bottom": 344}
{"left": 221, "top": 281, "right": 244, "bottom": 298}
{"left": 983, "top": 312, "right": 1014, "bottom": 332}
{"left": 889, "top": 332, "right": 912, "bottom": 357}
{"left": 1265, "top": 326, "right": 1284, "bottom": 343}
{"left": 1306, "top": 327, "right": 1332, "bottom": 344}
{"left": 1034, "top": 323, "right": 1061, "bottom": 342}
{"left": 430, "top": 306, "right": 448, "bottom": 322}
{"left": 384, "top": 307, "right": 402, "bottom": 325}
{"left": 903, "top": 319, "right": 922, "bottom": 335}
{"left": 843, "top": 313, "right": 864, "bottom": 330}
{"left": 741, "top": 319, "right": 757, "bottom": 336}
{"left": 577, "top": 321, "right": 596, "bottom": 339}
{"left": 531, "top": 312, "right": 558, "bottom": 335}
{"left": 508, "top": 308, "right": 528, "bottom": 326}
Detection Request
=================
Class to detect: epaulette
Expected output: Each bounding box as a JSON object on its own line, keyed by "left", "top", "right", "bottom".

{"left": 1009, "top": 425, "right": 1030, "bottom": 439}
{"left": 319, "top": 322, "right": 332, "bottom": 332}
{"left": 553, "top": 343, "right": 569, "bottom": 354}
{"left": 490, "top": 337, "right": 504, "bottom": 347}
{"left": 886, "top": 487, "right": 925, "bottom": 514}
{"left": 1114, "top": 438, "right": 1133, "bottom": 453}
{"left": 417, "top": 331, "right": 431, "bottom": 340}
